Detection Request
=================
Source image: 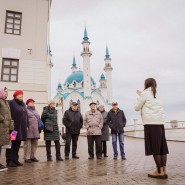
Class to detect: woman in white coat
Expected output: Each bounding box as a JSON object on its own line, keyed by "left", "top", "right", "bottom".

{"left": 134, "top": 78, "right": 169, "bottom": 179}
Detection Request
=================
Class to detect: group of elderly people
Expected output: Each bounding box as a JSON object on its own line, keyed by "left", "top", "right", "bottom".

{"left": 0, "top": 78, "right": 169, "bottom": 180}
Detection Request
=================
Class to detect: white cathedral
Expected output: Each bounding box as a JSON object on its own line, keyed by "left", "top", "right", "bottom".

{"left": 53, "top": 27, "right": 113, "bottom": 128}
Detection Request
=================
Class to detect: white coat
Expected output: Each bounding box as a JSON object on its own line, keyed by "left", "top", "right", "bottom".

{"left": 134, "top": 87, "right": 165, "bottom": 125}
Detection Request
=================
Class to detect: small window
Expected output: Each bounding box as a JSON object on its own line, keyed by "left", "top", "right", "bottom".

{"left": 5, "top": 10, "right": 22, "bottom": 35}
{"left": 1, "top": 58, "right": 19, "bottom": 82}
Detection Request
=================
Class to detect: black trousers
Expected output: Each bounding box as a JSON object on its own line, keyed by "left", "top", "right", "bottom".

{"left": 45, "top": 140, "right": 61, "bottom": 159}
{"left": 65, "top": 133, "right": 79, "bottom": 156}
{"left": 6, "top": 140, "right": 21, "bottom": 164}
{"left": 101, "top": 141, "right": 107, "bottom": 155}
{"left": 87, "top": 135, "right": 102, "bottom": 157}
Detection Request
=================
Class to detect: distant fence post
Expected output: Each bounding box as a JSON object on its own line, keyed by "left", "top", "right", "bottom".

{"left": 170, "top": 120, "right": 178, "bottom": 128}
{"left": 133, "top": 119, "right": 138, "bottom": 130}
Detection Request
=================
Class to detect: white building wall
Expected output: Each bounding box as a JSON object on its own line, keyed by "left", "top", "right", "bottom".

{"left": 0, "top": 0, "right": 51, "bottom": 115}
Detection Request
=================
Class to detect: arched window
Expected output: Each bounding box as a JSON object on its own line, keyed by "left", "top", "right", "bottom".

{"left": 73, "top": 81, "right": 76, "bottom": 88}
{"left": 81, "top": 81, "right": 84, "bottom": 87}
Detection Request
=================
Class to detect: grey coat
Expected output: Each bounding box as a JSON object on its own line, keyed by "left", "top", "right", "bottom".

{"left": 100, "top": 111, "right": 110, "bottom": 141}
{"left": 84, "top": 110, "right": 103, "bottom": 135}
{"left": 27, "top": 106, "right": 40, "bottom": 139}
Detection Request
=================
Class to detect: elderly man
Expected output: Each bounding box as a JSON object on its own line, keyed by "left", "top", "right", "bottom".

{"left": 63, "top": 102, "right": 83, "bottom": 159}
{"left": 84, "top": 102, "right": 103, "bottom": 159}
{"left": 107, "top": 102, "right": 127, "bottom": 160}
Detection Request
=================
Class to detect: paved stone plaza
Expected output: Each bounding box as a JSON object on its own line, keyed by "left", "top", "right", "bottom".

{"left": 0, "top": 136, "right": 184, "bottom": 185}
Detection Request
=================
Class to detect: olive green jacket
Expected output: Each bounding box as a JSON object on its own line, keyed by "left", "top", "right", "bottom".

{"left": 0, "top": 99, "right": 14, "bottom": 146}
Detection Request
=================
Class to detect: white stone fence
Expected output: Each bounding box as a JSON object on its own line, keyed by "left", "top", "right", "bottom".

{"left": 124, "top": 120, "right": 185, "bottom": 141}
{"left": 125, "top": 120, "right": 185, "bottom": 132}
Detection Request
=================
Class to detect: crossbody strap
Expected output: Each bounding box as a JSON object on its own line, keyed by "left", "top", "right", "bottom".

{"left": 28, "top": 109, "right": 39, "bottom": 120}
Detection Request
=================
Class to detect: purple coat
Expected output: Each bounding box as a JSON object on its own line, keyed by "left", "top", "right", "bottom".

{"left": 27, "top": 107, "right": 40, "bottom": 139}
{"left": 9, "top": 99, "right": 28, "bottom": 141}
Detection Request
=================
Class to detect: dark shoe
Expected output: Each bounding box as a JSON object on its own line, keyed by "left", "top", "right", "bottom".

{"left": 88, "top": 156, "right": 94, "bottom": 159}
{"left": 47, "top": 158, "right": 53, "bottom": 161}
{"left": 25, "top": 159, "right": 32, "bottom": 163}
{"left": 148, "top": 173, "right": 167, "bottom": 179}
{"left": 121, "top": 156, "right": 126, "bottom": 160}
{"left": 97, "top": 156, "right": 102, "bottom": 159}
{"left": 65, "top": 156, "right": 69, "bottom": 160}
{"left": 72, "top": 155, "right": 79, "bottom": 159}
{"left": 56, "top": 157, "right": 64, "bottom": 161}
{"left": 114, "top": 156, "right": 118, "bottom": 160}
{"left": 104, "top": 154, "right": 108, "bottom": 158}
{"left": 7, "top": 162, "right": 17, "bottom": 167}
{"left": 31, "top": 158, "right": 39, "bottom": 162}
{"left": 14, "top": 161, "right": 23, "bottom": 166}
{"left": 0, "top": 164, "right": 8, "bottom": 171}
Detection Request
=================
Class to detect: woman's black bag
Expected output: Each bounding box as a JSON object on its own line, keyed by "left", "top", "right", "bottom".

{"left": 45, "top": 123, "right": 54, "bottom": 133}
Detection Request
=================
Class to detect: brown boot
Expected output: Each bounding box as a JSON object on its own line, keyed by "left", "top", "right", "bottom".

{"left": 163, "top": 166, "right": 168, "bottom": 178}
{"left": 148, "top": 167, "right": 167, "bottom": 179}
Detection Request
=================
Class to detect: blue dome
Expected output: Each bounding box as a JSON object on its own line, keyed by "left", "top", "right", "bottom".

{"left": 65, "top": 71, "right": 96, "bottom": 85}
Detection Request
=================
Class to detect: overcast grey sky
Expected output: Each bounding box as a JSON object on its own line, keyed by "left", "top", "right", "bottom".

{"left": 50, "top": 0, "right": 185, "bottom": 122}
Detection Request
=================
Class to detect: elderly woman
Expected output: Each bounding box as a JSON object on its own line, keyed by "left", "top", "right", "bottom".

{"left": 0, "top": 87, "right": 14, "bottom": 171}
{"left": 135, "top": 78, "right": 169, "bottom": 179}
{"left": 24, "top": 99, "right": 40, "bottom": 163}
{"left": 6, "top": 90, "right": 28, "bottom": 167}
{"left": 97, "top": 105, "right": 109, "bottom": 157}
{"left": 41, "top": 100, "right": 63, "bottom": 161}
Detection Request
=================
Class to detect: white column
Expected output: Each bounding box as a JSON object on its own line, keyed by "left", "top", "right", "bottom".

{"left": 133, "top": 119, "right": 138, "bottom": 130}
{"left": 81, "top": 38, "right": 92, "bottom": 112}
{"left": 106, "top": 69, "right": 113, "bottom": 103}
{"left": 104, "top": 57, "right": 113, "bottom": 104}
{"left": 83, "top": 54, "right": 91, "bottom": 97}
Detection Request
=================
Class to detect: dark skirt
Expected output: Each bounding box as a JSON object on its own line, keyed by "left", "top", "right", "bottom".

{"left": 144, "top": 125, "right": 169, "bottom": 156}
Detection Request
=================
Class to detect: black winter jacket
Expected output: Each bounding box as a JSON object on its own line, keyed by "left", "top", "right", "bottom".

{"left": 107, "top": 108, "right": 127, "bottom": 134}
{"left": 63, "top": 108, "right": 83, "bottom": 134}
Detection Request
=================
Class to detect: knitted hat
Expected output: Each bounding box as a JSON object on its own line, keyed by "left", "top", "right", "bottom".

{"left": 26, "top": 98, "right": 35, "bottom": 105}
{"left": 13, "top": 90, "right": 23, "bottom": 97}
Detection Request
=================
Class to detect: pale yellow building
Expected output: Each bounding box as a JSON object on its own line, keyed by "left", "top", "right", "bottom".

{"left": 0, "top": 0, "right": 52, "bottom": 113}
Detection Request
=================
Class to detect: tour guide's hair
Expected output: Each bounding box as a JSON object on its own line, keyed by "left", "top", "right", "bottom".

{"left": 144, "top": 78, "right": 157, "bottom": 98}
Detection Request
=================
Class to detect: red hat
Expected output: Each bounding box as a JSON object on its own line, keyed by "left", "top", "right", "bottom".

{"left": 26, "top": 98, "right": 35, "bottom": 105}
{"left": 13, "top": 90, "right": 23, "bottom": 97}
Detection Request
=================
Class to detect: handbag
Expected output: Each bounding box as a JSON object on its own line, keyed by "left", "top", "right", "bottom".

{"left": 38, "top": 119, "right": 44, "bottom": 131}
{"left": 61, "top": 133, "right": 67, "bottom": 140}
{"left": 9, "top": 130, "right": 18, "bottom": 141}
{"left": 45, "top": 123, "right": 54, "bottom": 133}
{"left": 29, "top": 109, "right": 44, "bottom": 131}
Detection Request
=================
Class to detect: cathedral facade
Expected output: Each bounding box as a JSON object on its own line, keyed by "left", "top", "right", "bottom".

{"left": 53, "top": 27, "right": 113, "bottom": 128}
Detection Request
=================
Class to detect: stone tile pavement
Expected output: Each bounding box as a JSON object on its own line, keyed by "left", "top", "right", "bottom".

{"left": 0, "top": 136, "right": 184, "bottom": 185}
